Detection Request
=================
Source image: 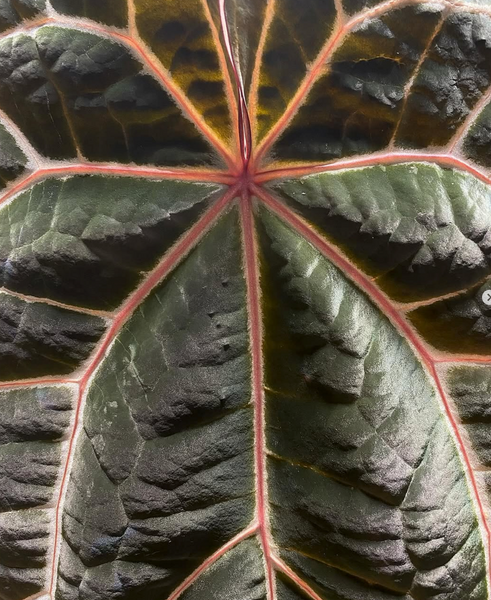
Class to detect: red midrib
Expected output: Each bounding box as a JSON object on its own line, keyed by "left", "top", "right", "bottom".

{"left": 47, "top": 185, "right": 240, "bottom": 596}
{"left": 219, "top": 4, "right": 276, "bottom": 595}
{"left": 254, "top": 151, "right": 491, "bottom": 187}
{"left": 219, "top": 3, "right": 276, "bottom": 593}
{"left": 0, "top": 164, "right": 234, "bottom": 211}
{"left": 240, "top": 189, "right": 276, "bottom": 599}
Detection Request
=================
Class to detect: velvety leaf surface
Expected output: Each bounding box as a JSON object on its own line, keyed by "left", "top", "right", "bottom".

{"left": 179, "top": 539, "right": 266, "bottom": 600}
{"left": 446, "top": 367, "right": 491, "bottom": 513}
{"left": 269, "top": 3, "right": 443, "bottom": 161}
{"left": 271, "top": 163, "right": 491, "bottom": 301}
{"left": 0, "top": 124, "right": 27, "bottom": 189}
{"left": 464, "top": 104, "right": 491, "bottom": 169}
{"left": 258, "top": 208, "right": 486, "bottom": 600}
{"left": 0, "top": 27, "right": 219, "bottom": 166}
{"left": 0, "top": 292, "right": 106, "bottom": 380}
{"left": 0, "top": 0, "right": 45, "bottom": 33}
{"left": 133, "top": 0, "right": 232, "bottom": 145}
{"left": 394, "top": 12, "right": 491, "bottom": 150}
{"left": 1, "top": 0, "right": 491, "bottom": 599}
{"left": 0, "top": 176, "right": 222, "bottom": 308}
{"left": 408, "top": 279, "right": 491, "bottom": 356}
{"left": 49, "top": 0, "right": 127, "bottom": 28}
{"left": 447, "top": 367, "right": 491, "bottom": 466}
{"left": 56, "top": 211, "right": 255, "bottom": 600}
{"left": 0, "top": 385, "right": 73, "bottom": 599}
{"left": 251, "top": 0, "right": 337, "bottom": 142}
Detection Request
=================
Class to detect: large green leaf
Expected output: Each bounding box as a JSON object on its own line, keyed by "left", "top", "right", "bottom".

{"left": 1, "top": 1, "right": 491, "bottom": 600}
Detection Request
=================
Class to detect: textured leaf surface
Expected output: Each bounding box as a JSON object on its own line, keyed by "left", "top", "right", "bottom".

{"left": 408, "top": 279, "right": 491, "bottom": 356}
{"left": 448, "top": 367, "right": 491, "bottom": 467}
{"left": 249, "top": 0, "right": 337, "bottom": 141}
{"left": 259, "top": 209, "right": 486, "bottom": 600}
{"left": 0, "top": 125, "right": 27, "bottom": 188}
{"left": 0, "top": 384, "right": 73, "bottom": 600}
{"left": 271, "top": 163, "right": 491, "bottom": 301}
{"left": 57, "top": 210, "right": 255, "bottom": 599}
{"left": 0, "top": 27, "right": 220, "bottom": 165}
{"left": 446, "top": 367, "right": 491, "bottom": 526}
{"left": 132, "top": 0, "right": 233, "bottom": 144}
{"left": 0, "top": 292, "right": 105, "bottom": 380}
{"left": 0, "top": 0, "right": 45, "bottom": 33}
{"left": 49, "top": 0, "right": 126, "bottom": 27}
{"left": 1, "top": 1, "right": 491, "bottom": 600}
{"left": 0, "top": 176, "right": 222, "bottom": 309}
{"left": 270, "top": 4, "right": 443, "bottom": 159}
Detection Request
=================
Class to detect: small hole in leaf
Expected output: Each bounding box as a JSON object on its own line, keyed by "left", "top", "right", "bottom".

{"left": 223, "top": 343, "right": 230, "bottom": 351}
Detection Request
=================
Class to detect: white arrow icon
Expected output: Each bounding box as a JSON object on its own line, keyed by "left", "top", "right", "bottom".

{"left": 482, "top": 290, "right": 491, "bottom": 306}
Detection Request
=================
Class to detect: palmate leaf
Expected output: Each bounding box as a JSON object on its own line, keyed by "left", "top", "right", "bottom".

{"left": 1, "top": 0, "right": 491, "bottom": 599}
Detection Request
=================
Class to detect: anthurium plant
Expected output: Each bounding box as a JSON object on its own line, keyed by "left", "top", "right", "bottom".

{"left": 1, "top": 0, "right": 491, "bottom": 599}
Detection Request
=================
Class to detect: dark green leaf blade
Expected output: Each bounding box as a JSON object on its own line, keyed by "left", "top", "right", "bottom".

{"left": 179, "top": 539, "right": 266, "bottom": 600}
{"left": 0, "top": 27, "right": 220, "bottom": 166}
{"left": 0, "top": 123, "right": 27, "bottom": 189}
{"left": 463, "top": 104, "right": 491, "bottom": 169}
{"left": 447, "top": 366, "right": 491, "bottom": 470}
{"left": 251, "top": 0, "right": 337, "bottom": 143}
{"left": 393, "top": 12, "right": 491, "bottom": 151}
{"left": 0, "top": 176, "right": 223, "bottom": 309}
{"left": 257, "top": 206, "right": 487, "bottom": 600}
{"left": 271, "top": 163, "right": 491, "bottom": 302}
{"left": 0, "top": 0, "right": 45, "bottom": 33}
{"left": 56, "top": 209, "right": 255, "bottom": 599}
{"left": 268, "top": 3, "right": 443, "bottom": 162}
{"left": 49, "top": 0, "right": 127, "bottom": 28}
{"left": 1, "top": 0, "right": 491, "bottom": 598}
{"left": 133, "top": 0, "right": 233, "bottom": 146}
{"left": 408, "top": 279, "right": 491, "bottom": 356}
{"left": 0, "top": 292, "right": 106, "bottom": 381}
{"left": 0, "top": 384, "right": 73, "bottom": 599}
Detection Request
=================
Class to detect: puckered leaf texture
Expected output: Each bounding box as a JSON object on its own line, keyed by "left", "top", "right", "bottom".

{"left": 1, "top": 1, "right": 491, "bottom": 600}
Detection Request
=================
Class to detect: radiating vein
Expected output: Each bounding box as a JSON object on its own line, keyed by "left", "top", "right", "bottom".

{"left": 448, "top": 83, "right": 491, "bottom": 153}
{"left": 272, "top": 555, "right": 325, "bottom": 600}
{"left": 0, "top": 287, "right": 112, "bottom": 318}
{"left": 252, "top": 183, "right": 491, "bottom": 588}
{"left": 252, "top": 0, "right": 439, "bottom": 167}
{"left": 248, "top": 0, "right": 276, "bottom": 144}
{"left": 388, "top": 10, "right": 447, "bottom": 149}
{"left": 0, "top": 163, "right": 234, "bottom": 212}
{"left": 201, "top": 0, "right": 241, "bottom": 160}
{"left": 240, "top": 189, "right": 276, "bottom": 599}
{"left": 25, "top": 16, "right": 237, "bottom": 170}
{"left": 0, "top": 107, "right": 42, "bottom": 168}
{"left": 166, "top": 524, "right": 259, "bottom": 600}
{"left": 48, "top": 184, "right": 240, "bottom": 597}
{"left": 254, "top": 151, "right": 491, "bottom": 187}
